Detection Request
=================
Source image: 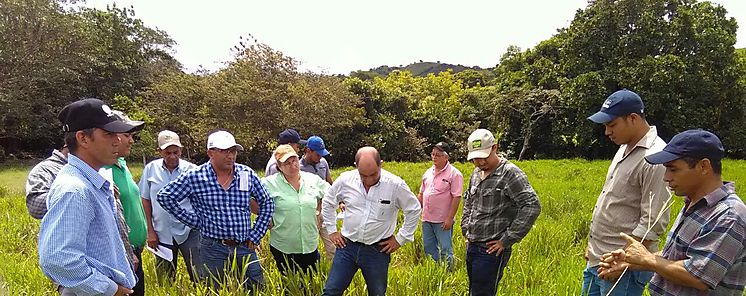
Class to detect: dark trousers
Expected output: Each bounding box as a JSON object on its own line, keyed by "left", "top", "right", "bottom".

{"left": 269, "top": 245, "right": 319, "bottom": 275}
{"left": 466, "top": 244, "right": 512, "bottom": 296}
{"left": 154, "top": 230, "right": 201, "bottom": 283}
{"left": 132, "top": 247, "right": 145, "bottom": 296}
{"left": 322, "top": 239, "right": 390, "bottom": 296}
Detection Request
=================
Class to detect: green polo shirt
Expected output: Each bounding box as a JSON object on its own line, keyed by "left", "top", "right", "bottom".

{"left": 262, "top": 171, "right": 329, "bottom": 254}
{"left": 105, "top": 157, "right": 147, "bottom": 248}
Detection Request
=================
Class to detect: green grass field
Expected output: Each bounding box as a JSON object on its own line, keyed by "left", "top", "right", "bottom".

{"left": 0, "top": 159, "right": 744, "bottom": 295}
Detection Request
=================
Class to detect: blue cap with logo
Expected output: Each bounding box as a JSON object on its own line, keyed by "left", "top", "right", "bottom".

{"left": 305, "top": 136, "right": 329, "bottom": 157}
{"left": 588, "top": 89, "right": 645, "bottom": 124}
{"left": 645, "top": 129, "right": 724, "bottom": 165}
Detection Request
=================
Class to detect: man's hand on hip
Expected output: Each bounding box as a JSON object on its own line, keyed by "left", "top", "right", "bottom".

{"left": 378, "top": 236, "right": 401, "bottom": 254}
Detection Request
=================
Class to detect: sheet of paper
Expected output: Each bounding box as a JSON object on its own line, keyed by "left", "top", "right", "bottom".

{"left": 239, "top": 171, "right": 249, "bottom": 191}
{"left": 146, "top": 244, "right": 173, "bottom": 262}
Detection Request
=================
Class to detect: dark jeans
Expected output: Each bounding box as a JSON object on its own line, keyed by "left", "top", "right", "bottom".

{"left": 322, "top": 239, "right": 390, "bottom": 296}
{"left": 132, "top": 247, "right": 145, "bottom": 296}
{"left": 466, "top": 244, "right": 512, "bottom": 296}
{"left": 198, "top": 234, "right": 264, "bottom": 294}
{"left": 269, "top": 245, "right": 319, "bottom": 275}
{"left": 154, "top": 229, "right": 201, "bottom": 283}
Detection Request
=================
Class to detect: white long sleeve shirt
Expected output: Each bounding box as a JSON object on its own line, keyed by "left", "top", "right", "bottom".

{"left": 322, "top": 169, "right": 422, "bottom": 246}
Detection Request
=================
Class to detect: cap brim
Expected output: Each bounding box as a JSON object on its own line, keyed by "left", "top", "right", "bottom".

{"left": 315, "top": 148, "right": 330, "bottom": 157}
{"left": 159, "top": 142, "right": 183, "bottom": 150}
{"left": 299, "top": 140, "right": 308, "bottom": 145}
{"left": 467, "top": 149, "right": 491, "bottom": 160}
{"left": 212, "top": 143, "right": 244, "bottom": 151}
{"left": 100, "top": 120, "right": 139, "bottom": 133}
{"left": 278, "top": 153, "right": 299, "bottom": 163}
{"left": 587, "top": 112, "right": 616, "bottom": 124}
{"left": 645, "top": 150, "right": 681, "bottom": 165}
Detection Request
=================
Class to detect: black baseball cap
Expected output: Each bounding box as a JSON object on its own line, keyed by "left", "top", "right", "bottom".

{"left": 588, "top": 89, "right": 645, "bottom": 124}
{"left": 278, "top": 129, "right": 306, "bottom": 144}
{"left": 433, "top": 142, "right": 450, "bottom": 154}
{"left": 58, "top": 98, "right": 140, "bottom": 133}
{"left": 645, "top": 129, "right": 725, "bottom": 164}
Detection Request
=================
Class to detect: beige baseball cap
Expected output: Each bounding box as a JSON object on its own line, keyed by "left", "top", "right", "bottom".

{"left": 467, "top": 129, "right": 495, "bottom": 160}
{"left": 274, "top": 144, "right": 299, "bottom": 163}
{"left": 157, "top": 130, "right": 183, "bottom": 150}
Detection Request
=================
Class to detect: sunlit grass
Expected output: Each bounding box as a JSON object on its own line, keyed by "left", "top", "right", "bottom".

{"left": 0, "top": 159, "right": 743, "bottom": 295}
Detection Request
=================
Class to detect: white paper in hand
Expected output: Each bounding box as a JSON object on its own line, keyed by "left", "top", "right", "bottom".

{"left": 146, "top": 244, "right": 173, "bottom": 262}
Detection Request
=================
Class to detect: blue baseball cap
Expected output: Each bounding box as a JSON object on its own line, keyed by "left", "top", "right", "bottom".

{"left": 645, "top": 129, "right": 725, "bottom": 164}
{"left": 588, "top": 89, "right": 645, "bottom": 124}
{"left": 278, "top": 129, "right": 305, "bottom": 145}
{"left": 305, "top": 136, "right": 329, "bottom": 157}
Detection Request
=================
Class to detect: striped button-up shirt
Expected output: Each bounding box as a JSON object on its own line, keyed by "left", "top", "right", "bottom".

{"left": 139, "top": 158, "right": 197, "bottom": 245}
{"left": 157, "top": 162, "right": 274, "bottom": 244}
{"left": 588, "top": 126, "right": 671, "bottom": 267}
{"left": 461, "top": 157, "right": 541, "bottom": 248}
{"left": 38, "top": 154, "right": 137, "bottom": 295}
{"left": 649, "top": 182, "right": 745, "bottom": 296}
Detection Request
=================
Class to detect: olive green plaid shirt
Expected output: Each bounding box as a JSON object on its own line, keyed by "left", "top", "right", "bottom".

{"left": 461, "top": 157, "right": 542, "bottom": 248}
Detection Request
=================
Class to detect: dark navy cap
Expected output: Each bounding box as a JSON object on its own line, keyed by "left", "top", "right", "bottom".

{"left": 433, "top": 142, "right": 450, "bottom": 154}
{"left": 645, "top": 129, "right": 725, "bottom": 164}
{"left": 58, "top": 98, "right": 139, "bottom": 133}
{"left": 278, "top": 129, "right": 303, "bottom": 144}
{"left": 588, "top": 89, "right": 645, "bottom": 124}
{"left": 305, "top": 136, "right": 329, "bottom": 157}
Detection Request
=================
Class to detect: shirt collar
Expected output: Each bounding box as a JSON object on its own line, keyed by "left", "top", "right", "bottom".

{"left": 687, "top": 182, "right": 736, "bottom": 208}
{"left": 432, "top": 162, "right": 451, "bottom": 174}
{"left": 633, "top": 126, "right": 659, "bottom": 149}
{"left": 68, "top": 154, "right": 108, "bottom": 190}
{"left": 160, "top": 159, "right": 181, "bottom": 172}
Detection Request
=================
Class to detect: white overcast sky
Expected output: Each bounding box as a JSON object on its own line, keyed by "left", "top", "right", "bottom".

{"left": 85, "top": 0, "right": 746, "bottom": 74}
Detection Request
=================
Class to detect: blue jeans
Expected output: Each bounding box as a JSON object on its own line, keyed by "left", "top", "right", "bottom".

{"left": 422, "top": 221, "right": 454, "bottom": 269}
{"left": 466, "top": 244, "right": 512, "bottom": 296}
{"left": 198, "top": 235, "right": 264, "bottom": 293}
{"left": 322, "top": 239, "right": 391, "bottom": 296}
{"left": 580, "top": 265, "right": 652, "bottom": 296}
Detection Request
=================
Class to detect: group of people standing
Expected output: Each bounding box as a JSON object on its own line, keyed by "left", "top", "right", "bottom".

{"left": 24, "top": 88, "right": 745, "bottom": 296}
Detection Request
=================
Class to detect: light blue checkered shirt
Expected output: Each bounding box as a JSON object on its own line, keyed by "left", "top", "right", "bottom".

{"left": 38, "top": 154, "right": 136, "bottom": 295}
{"left": 157, "top": 162, "right": 274, "bottom": 244}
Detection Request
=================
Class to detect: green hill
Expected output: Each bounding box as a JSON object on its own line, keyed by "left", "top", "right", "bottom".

{"left": 351, "top": 61, "right": 488, "bottom": 79}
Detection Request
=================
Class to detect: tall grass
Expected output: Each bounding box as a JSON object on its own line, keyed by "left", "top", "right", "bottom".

{"left": 0, "top": 159, "right": 744, "bottom": 295}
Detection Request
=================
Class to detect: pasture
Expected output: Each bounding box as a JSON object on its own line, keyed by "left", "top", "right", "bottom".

{"left": 0, "top": 159, "right": 744, "bottom": 295}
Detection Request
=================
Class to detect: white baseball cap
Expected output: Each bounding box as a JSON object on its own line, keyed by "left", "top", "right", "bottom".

{"left": 207, "top": 130, "right": 244, "bottom": 150}
{"left": 157, "top": 130, "right": 183, "bottom": 150}
{"left": 467, "top": 129, "right": 495, "bottom": 160}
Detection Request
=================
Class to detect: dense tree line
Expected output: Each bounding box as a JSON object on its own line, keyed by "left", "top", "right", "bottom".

{"left": 1, "top": 0, "right": 744, "bottom": 166}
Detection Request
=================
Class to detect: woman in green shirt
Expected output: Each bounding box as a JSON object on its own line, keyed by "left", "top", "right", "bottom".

{"left": 262, "top": 144, "right": 330, "bottom": 275}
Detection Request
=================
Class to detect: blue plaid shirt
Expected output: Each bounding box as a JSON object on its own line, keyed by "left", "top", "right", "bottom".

{"left": 649, "top": 182, "right": 745, "bottom": 296}
{"left": 157, "top": 162, "right": 274, "bottom": 244}
{"left": 38, "top": 154, "right": 137, "bottom": 295}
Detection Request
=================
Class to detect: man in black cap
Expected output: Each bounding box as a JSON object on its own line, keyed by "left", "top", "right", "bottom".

{"left": 417, "top": 142, "right": 463, "bottom": 270}
{"left": 599, "top": 129, "right": 745, "bottom": 296}
{"left": 265, "top": 128, "right": 305, "bottom": 176}
{"left": 582, "top": 89, "right": 672, "bottom": 296}
{"left": 38, "top": 98, "right": 140, "bottom": 296}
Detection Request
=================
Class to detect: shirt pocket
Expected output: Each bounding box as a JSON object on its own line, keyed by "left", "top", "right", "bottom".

{"left": 611, "top": 169, "right": 640, "bottom": 199}
{"left": 371, "top": 196, "right": 397, "bottom": 222}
